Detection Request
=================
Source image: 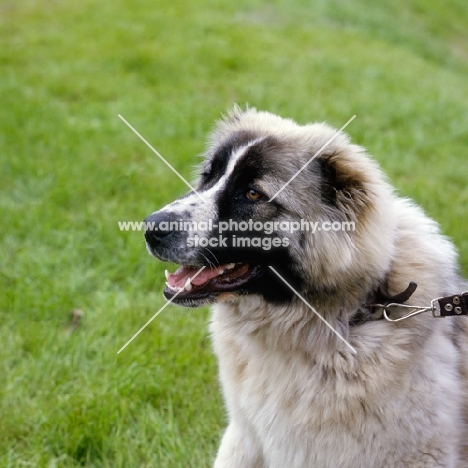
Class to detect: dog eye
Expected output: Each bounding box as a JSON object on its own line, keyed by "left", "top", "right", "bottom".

{"left": 246, "top": 189, "right": 262, "bottom": 201}
{"left": 201, "top": 163, "right": 212, "bottom": 179}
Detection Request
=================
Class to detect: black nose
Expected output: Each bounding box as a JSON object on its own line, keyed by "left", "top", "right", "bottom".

{"left": 144, "top": 211, "right": 178, "bottom": 247}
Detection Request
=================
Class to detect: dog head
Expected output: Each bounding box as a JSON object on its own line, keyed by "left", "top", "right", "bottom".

{"left": 144, "top": 107, "right": 396, "bottom": 308}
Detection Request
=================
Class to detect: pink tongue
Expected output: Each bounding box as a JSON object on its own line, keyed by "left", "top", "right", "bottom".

{"left": 167, "top": 265, "right": 227, "bottom": 288}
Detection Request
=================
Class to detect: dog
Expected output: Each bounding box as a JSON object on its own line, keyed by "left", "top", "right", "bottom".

{"left": 144, "top": 107, "right": 468, "bottom": 467}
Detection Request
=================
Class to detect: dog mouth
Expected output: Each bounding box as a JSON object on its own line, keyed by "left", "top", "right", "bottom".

{"left": 163, "top": 262, "right": 263, "bottom": 305}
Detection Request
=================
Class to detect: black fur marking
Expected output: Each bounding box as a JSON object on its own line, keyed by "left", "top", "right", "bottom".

{"left": 319, "top": 159, "right": 338, "bottom": 206}
{"left": 199, "top": 136, "right": 302, "bottom": 304}
{"left": 199, "top": 130, "right": 258, "bottom": 190}
{"left": 215, "top": 136, "right": 281, "bottom": 210}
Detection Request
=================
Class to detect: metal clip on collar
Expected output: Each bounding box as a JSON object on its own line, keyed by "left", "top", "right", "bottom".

{"left": 383, "top": 292, "right": 468, "bottom": 322}
{"left": 383, "top": 300, "right": 438, "bottom": 322}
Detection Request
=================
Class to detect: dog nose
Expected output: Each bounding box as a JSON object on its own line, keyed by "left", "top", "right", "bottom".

{"left": 144, "top": 211, "right": 177, "bottom": 246}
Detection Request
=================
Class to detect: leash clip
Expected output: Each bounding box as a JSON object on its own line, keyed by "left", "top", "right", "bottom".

{"left": 383, "top": 296, "right": 467, "bottom": 322}
{"left": 363, "top": 285, "right": 468, "bottom": 323}
{"left": 382, "top": 303, "right": 433, "bottom": 322}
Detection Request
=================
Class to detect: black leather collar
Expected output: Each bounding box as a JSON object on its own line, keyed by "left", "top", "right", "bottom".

{"left": 350, "top": 281, "right": 418, "bottom": 326}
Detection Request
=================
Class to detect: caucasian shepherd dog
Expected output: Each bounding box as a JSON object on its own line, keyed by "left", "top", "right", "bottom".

{"left": 144, "top": 107, "right": 468, "bottom": 467}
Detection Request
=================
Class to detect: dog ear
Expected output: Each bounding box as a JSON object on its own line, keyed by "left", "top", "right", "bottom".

{"left": 318, "top": 153, "right": 371, "bottom": 221}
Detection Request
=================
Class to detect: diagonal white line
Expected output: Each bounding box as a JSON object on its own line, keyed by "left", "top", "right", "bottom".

{"left": 268, "top": 266, "right": 357, "bottom": 354}
{"left": 117, "top": 266, "right": 206, "bottom": 354}
{"left": 268, "top": 115, "right": 356, "bottom": 203}
{"left": 118, "top": 114, "right": 206, "bottom": 203}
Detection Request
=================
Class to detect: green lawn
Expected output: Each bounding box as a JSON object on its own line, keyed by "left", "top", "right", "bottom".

{"left": 1, "top": 0, "right": 468, "bottom": 466}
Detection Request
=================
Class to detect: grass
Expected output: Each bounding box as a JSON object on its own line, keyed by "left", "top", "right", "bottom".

{"left": 1, "top": 0, "right": 468, "bottom": 466}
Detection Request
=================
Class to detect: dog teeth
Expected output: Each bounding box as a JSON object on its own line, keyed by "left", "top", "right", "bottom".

{"left": 225, "top": 263, "right": 235, "bottom": 270}
{"left": 166, "top": 282, "right": 178, "bottom": 292}
{"left": 218, "top": 269, "right": 225, "bottom": 275}
{"left": 165, "top": 269, "right": 170, "bottom": 280}
{"left": 166, "top": 279, "right": 193, "bottom": 293}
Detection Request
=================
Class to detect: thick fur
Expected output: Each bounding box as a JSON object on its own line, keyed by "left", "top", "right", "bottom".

{"left": 145, "top": 108, "right": 468, "bottom": 467}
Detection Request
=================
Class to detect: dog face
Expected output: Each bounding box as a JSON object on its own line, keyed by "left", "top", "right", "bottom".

{"left": 144, "top": 108, "right": 396, "bottom": 308}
